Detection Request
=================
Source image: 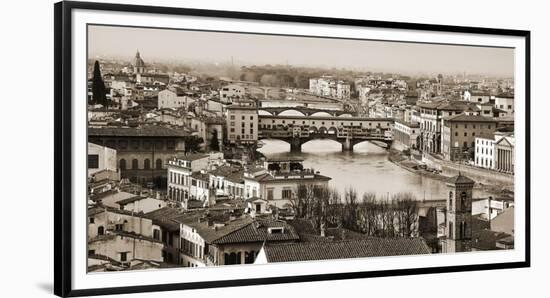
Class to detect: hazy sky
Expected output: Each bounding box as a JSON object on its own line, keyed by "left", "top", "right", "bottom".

{"left": 88, "top": 25, "right": 514, "bottom": 76}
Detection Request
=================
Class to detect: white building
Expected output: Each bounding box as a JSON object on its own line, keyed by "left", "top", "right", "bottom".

{"left": 309, "top": 77, "right": 351, "bottom": 100}
{"left": 167, "top": 154, "right": 210, "bottom": 203}
{"left": 88, "top": 142, "right": 117, "bottom": 177}
{"left": 475, "top": 136, "right": 495, "bottom": 169}
{"left": 219, "top": 84, "right": 245, "bottom": 104}
{"left": 494, "top": 94, "right": 514, "bottom": 116}
{"left": 158, "top": 89, "right": 194, "bottom": 109}
{"left": 494, "top": 133, "right": 515, "bottom": 174}
{"left": 464, "top": 90, "right": 491, "bottom": 103}
{"left": 226, "top": 100, "right": 258, "bottom": 144}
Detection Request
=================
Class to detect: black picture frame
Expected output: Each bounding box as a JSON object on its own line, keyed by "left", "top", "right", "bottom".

{"left": 54, "top": 1, "right": 531, "bottom": 297}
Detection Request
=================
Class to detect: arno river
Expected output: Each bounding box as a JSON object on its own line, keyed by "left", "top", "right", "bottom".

{"left": 258, "top": 139, "right": 491, "bottom": 201}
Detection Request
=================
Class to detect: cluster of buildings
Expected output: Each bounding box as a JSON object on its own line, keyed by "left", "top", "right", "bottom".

{"left": 386, "top": 83, "right": 514, "bottom": 171}
{"left": 86, "top": 52, "right": 515, "bottom": 271}
{"left": 309, "top": 76, "right": 351, "bottom": 100}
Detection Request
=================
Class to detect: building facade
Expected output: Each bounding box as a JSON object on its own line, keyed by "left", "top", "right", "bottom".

{"left": 88, "top": 142, "right": 118, "bottom": 177}
{"left": 226, "top": 100, "right": 259, "bottom": 144}
{"left": 219, "top": 84, "right": 245, "bottom": 104}
{"left": 494, "top": 133, "right": 515, "bottom": 173}
{"left": 474, "top": 136, "right": 495, "bottom": 169}
{"left": 393, "top": 120, "right": 420, "bottom": 150}
{"left": 88, "top": 126, "right": 189, "bottom": 188}
{"left": 441, "top": 114, "right": 497, "bottom": 161}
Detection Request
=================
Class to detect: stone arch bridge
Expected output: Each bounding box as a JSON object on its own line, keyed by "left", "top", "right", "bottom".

{"left": 258, "top": 115, "right": 394, "bottom": 152}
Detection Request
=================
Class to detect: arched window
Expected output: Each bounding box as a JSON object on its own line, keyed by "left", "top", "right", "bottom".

{"left": 156, "top": 159, "right": 163, "bottom": 169}
{"left": 132, "top": 159, "right": 139, "bottom": 169}
{"left": 97, "top": 226, "right": 104, "bottom": 236}
{"left": 119, "top": 159, "right": 126, "bottom": 170}
{"left": 144, "top": 159, "right": 151, "bottom": 170}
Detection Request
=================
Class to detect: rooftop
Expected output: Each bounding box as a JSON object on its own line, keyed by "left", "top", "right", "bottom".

{"left": 446, "top": 172, "right": 475, "bottom": 185}
{"left": 88, "top": 125, "right": 190, "bottom": 138}
{"left": 443, "top": 113, "right": 498, "bottom": 123}
{"left": 262, "top": 238, "right": 431, "bottom": 263}
{"left": 212, "top": 220, "right": 300, "bottom": 245}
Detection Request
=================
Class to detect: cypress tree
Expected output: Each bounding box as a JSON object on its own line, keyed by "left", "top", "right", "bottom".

{"left": 91, "top": 60, "right": 108, "bottom": 106}
{"left": 210, "top": 130, "right": 220, "bottom": 151}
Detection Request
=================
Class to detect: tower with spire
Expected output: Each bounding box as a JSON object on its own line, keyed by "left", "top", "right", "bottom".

{"left": 443, "top": 172, "right": 474, "bottom": 253}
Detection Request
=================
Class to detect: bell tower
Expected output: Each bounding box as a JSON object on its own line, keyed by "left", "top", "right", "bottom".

{"left": 443, "top": 172, "right": 474, "bottom": 253}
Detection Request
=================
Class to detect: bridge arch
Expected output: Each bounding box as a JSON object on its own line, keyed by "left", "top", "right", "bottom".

{"left": 318, "top": 126, "right": 328, "bottom": 134}
{"left": 337, "top": 113, "right": 353, "bottom": 117}
{"left": 258, "top": 109, "right": 273, "bottom": 116}
{"left": 310, "top": 111, "right": 333, "bottom": 117}
{"left": 278, "top": 109, "right": 306, "bottom": 117}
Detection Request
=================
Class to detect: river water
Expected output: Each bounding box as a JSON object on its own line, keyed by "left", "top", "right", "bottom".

{"left": 257, "top": 139, "right": 490, "bottom": 201}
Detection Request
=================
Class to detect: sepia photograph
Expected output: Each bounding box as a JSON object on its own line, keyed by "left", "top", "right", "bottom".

{"left": 85, "top": 23, "right": 517, "bottom": 272}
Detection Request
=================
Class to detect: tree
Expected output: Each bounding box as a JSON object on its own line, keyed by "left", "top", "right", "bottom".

{"left": 210, "top": 130, "right": 220, "bottom": 151}
{"left": 91, "top": 60, "right": 109, "bottom": 106}
{"left": 184, "top": 136, "right": 203, "bottom": 153}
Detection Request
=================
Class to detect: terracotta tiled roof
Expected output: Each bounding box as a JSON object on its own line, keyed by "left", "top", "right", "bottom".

{"left": 443, "top": 113, "right": 498, "bottom": 122}
{"left": 212, "top": 220, "right": 299, "bottom": 245}
{"left": 446, "top": 173, "right": 475, "bottom": 185}
{"left": 144, "top": 207, "right": 182, "bottom": 232}
{"left": 88, "top": 125, "right": 190, "bottom": 137}
{"left": 262, "top": 238, "right": 431, "bottom": 263}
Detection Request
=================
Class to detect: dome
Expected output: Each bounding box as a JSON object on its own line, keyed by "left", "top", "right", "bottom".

{"left": 132, "top": 50, "right": 145, "bottom": 68}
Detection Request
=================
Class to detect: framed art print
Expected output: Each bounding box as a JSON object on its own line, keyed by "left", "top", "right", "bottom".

{"left": 54, "top": 1, "right": 530, "bottom": 296}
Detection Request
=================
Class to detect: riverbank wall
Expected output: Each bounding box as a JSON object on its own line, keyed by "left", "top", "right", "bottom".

{"left": 422, "top": 154, "right": 514, "bottom": 190}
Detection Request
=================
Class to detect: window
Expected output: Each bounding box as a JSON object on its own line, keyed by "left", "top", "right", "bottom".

{"left": 166, "top": 140, "right": 176, "bottom": 150}
{"left": 282, "top": 188, "right": 292, "bottom": 199}
{"left": 267, "top": 188, "right": 274, "bottom": 200}
{"left": 250, "top": 116, "right": 254, "bottom": 120}
{"left": 89, "top": 217, "right": 94, "bottom": 224}
{"left": 449, "top": 221, "right": 454, "bottom": 238}
{"left": 130, "top": 140, "right": 140, "bottom": 149}
{"left": 230, "top": 115, "right": 235, "bottom": 120}
{"left": 88, "top": 154, "right": 99, "bottom": 169}
{"left": 115, "top": 224, "right": 123, "bottom": 231}
{"left": 464, "top": 132, "right": 467, "bottom": 137}
{"left": 156, "top": 159, "right": 163, "bottom": 170}
{"left": 97, "top": 226, "right": 104, "bottom": 236}
{"left": 241, "top": 116, "right": 245, "bottom": 120}
{"left": 143, "top": 159, "right": 150, "bottom": 170}
{"left": 230, "top": 128, "right": 235, "bottom": 133}
{"left": 131, "top": 159, "right": 138, "bottom": 170}
{"left": 120, "top": 252, "right": 128, "bottom": 262}
{"left": 88, "top": 250, "right": 95, "bottom": 256}
{"left": 449, "top": 191, "right": 453, "bottom": 211}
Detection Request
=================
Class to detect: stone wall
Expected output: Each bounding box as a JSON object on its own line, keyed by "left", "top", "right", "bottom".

{"left": 422, "top": 154, "right": 514, "bottom": 189}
